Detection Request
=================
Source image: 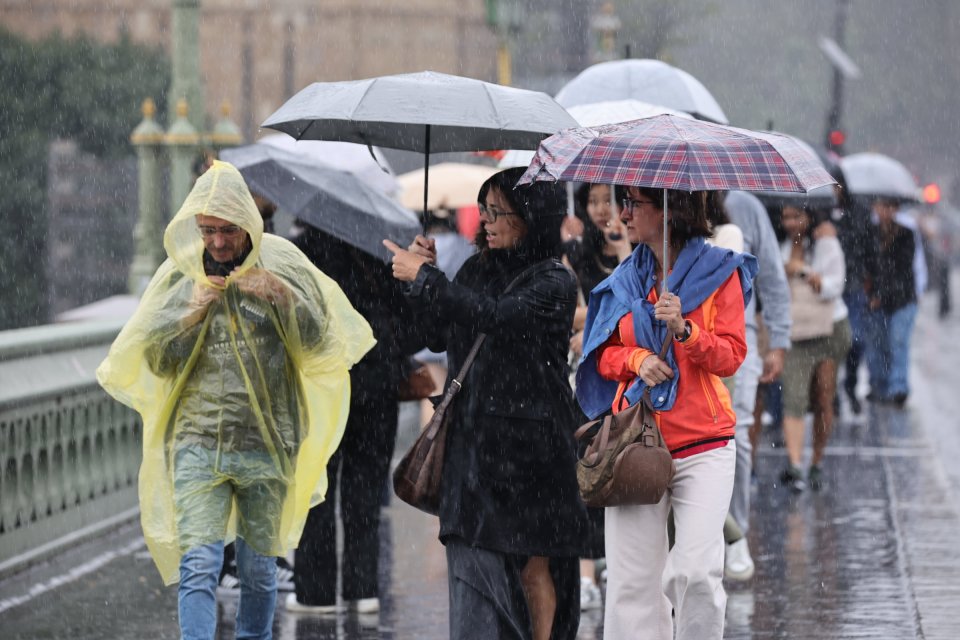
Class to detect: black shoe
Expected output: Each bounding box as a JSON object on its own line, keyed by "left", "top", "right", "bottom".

{"left": 808, "top": 465, "right": 824, "bottom": 491}
{"left": 780, "top": 465, "right": 807, "bottom": 492}
{"left": 851, "top": 397, "right": 862, "bottom": 415}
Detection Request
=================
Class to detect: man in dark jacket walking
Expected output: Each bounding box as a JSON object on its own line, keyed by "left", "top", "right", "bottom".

{"left": 286, "top": 225, "right": 421, "bottom": 615}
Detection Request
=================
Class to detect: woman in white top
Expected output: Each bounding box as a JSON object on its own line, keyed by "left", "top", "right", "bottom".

{"left": 779, "top": 204, "right": 851, "bottom": 492}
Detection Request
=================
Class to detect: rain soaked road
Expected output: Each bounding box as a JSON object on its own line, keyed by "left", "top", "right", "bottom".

{"left": 2, "top": 283, "right": 959, "bottom": 639}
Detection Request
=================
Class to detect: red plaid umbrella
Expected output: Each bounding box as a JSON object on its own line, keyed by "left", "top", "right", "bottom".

{"left": 517, "top": 114, "right": 835, "bottom": 193}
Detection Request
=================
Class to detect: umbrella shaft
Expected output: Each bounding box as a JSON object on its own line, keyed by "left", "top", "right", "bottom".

{"left": 662, "top": 189, "right": 669, "bottom": 297}
{"left": 423, "top": 124, "right": 431, "bottom": 229}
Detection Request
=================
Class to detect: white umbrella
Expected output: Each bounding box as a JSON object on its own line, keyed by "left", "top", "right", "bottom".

{"left": 257, "top": 134, "right": 399, "bottom": 196}
{"left": 261, "top": 70, "right": 578, "bottom": 218}
{"left": 397, "top": 163, "right": 498, "bottom": 210}
{"left": 840, "top": 152, "right": 919, "bottom": 202}
{"left": 554, "top": 59, "right": 729, "bottom": 124}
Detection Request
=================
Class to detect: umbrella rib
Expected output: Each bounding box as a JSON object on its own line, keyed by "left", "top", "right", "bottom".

{"left": 296, "top": 119, "right": 315, "bottom": 142}
{"left": 480, "top": 83, "right": 502, "bottom": 139}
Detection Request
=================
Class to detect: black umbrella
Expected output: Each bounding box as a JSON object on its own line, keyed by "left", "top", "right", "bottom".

{"left": 220, "top": 143, "right": 419, "bottom": 263}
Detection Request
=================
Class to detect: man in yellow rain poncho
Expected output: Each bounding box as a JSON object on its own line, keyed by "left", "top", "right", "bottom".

{"left": 97, "top": 161, "right": 374, "bottom": 640}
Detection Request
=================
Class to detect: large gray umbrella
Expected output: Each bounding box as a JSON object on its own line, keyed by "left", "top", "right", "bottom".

{"left": 554, "top": 59, "right": 729, "bottom": 124}
{"left": 220, "top": 143, "right": 419, "bottom": 263}
{"left": 840, "top": 152, "right": 919, "bottom": 202}
{"left": 261, "top": 70, "right": 579, "bottom": 217}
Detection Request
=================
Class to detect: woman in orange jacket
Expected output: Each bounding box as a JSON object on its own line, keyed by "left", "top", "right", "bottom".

{"left": 576, "top": 187, "right": 757, "bottom": 640}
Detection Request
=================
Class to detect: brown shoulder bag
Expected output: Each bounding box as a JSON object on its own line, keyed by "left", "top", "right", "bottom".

{"left": 574, "top": 333, "right": 676, "bottom": 507}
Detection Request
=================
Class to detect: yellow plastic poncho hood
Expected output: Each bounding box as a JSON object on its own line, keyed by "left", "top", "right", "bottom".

{"left": 97, "top": 160, "right": 374, "bottom": 584}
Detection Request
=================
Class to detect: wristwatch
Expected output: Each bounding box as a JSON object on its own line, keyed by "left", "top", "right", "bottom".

{"left": 675, "top": 321, "right": 691, "bottom": 343}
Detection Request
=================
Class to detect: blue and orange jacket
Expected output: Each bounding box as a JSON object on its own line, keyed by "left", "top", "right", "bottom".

{"left": 575, "top": 237, "right": 757, "bottom": 457}
{"left": 597, "top": 274, "right": 746, "bottom": 457}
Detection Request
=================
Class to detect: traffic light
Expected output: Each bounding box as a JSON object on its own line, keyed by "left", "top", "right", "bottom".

{"left": 828, "top": 129, "right": 846, "bottom": 148}
{"left": 922, "top": 183, "right": 941, "bottom": 204}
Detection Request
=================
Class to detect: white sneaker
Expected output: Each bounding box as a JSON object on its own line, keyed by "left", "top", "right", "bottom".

{"left": 276, "top": 565, "right": 295, "bottom": 592}
{"left": 216, "top": 572, "right": 240, "bottom": 598}
{"left": 354, "top": 597, "right": 380, "bottom": 614}
{"left": 724, "top": 538, "right": 755, "bottom": 581}
{"left": 580, "top": 577, "right": 602, "bottom": 611}
{"left": 284, "top": 592, "right": 338, "bottom": 614}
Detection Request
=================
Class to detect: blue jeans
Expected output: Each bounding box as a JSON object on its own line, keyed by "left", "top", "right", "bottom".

{"left": 866, "top": 302, "right": 918, "bottom": 399}
{"left": 842, "top": 289, "right": 870, "bottom": 396}
{"left": 179, "top": 538, "right": 277, "bottom": 640}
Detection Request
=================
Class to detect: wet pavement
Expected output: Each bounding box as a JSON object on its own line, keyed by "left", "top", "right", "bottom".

{"left": 2, "top": 283, "right": 959, "bottom": 639}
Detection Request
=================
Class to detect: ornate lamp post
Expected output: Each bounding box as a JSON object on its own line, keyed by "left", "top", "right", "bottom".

{"left": 128, "top": 99, "right": 165, "bottom": 295}
{"left": 165, "top": 98, "right": 201, "bottom": 221}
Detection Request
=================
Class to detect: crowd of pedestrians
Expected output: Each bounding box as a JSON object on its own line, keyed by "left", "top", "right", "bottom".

{"left": 96, "top": 136, "right": 939, "bottom": 640}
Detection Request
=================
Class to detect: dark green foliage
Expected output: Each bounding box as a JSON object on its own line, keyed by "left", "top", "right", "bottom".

{"left": 0, "top": 28, "right": 168, "bottom": 329}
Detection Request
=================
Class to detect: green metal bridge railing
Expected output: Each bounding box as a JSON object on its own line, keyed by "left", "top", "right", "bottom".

{"left": 0, "top": 320, "right": 141, "bottom": 579}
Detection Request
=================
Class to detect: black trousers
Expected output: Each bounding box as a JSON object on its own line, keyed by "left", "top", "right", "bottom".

{"left": 294, "top": 388, "right": 399, "bottom": 605}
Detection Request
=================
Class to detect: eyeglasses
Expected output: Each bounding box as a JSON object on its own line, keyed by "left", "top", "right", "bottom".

{"left": 197, "top": 224, "right": 243, "bottom": 238}
{"left": 479, "top": 203, "right": 518, "bottom": 221}
{"left": 622, "top": 198, "right": 655, "bottom": 213}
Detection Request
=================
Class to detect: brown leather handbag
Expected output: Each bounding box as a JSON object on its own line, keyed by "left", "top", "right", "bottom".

{"left": 574, "top": 334, "right": 676, "bottom": 507}
{"left": 392, "top": 333, "right": 484, "bottom": 515}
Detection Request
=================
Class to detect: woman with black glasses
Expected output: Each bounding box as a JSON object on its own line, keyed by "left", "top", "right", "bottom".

{"left": 577, "top": 187, "right": 756, "bottom": 640}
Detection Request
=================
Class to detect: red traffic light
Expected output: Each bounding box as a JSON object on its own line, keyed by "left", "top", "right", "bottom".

{"left": 828, "top": 129, "right": 846, "bottom": 147}
{"left": 922, "top": 183, "right": 941, "bottom": 204}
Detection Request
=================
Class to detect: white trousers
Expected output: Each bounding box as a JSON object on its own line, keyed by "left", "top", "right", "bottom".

{"left": 603, "top": 443, "right": 736, "bottom": 640}
{"left": 730, "top": 326, "right": 761, "bottom": 534}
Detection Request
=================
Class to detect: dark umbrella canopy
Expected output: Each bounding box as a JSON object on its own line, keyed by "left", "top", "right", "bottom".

{"left": 261, "top": 70, "right": 579, "bottom": 219}
{"left": 220, "top": 144, "right": 419, "bottom": 263}
{"left": 261, "top": 70, "right": 578, "bottom": 153}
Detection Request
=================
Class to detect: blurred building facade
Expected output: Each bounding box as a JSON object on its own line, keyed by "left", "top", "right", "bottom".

{"left": 0, "top": 0, "right": 498, "bottom": 140}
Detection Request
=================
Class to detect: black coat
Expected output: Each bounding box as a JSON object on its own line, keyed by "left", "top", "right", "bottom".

{"left": 408, "top": 252, "right": 589, "bottom": 558}
{"left": 864, "top": 223, "right": 916, "bottom": 312}
{"left": 292, "top": 228, "right": 422, "bottom": 397}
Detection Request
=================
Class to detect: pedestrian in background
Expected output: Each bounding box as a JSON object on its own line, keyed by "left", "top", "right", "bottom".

{"left": 286, "top": 225, "right": 422, "bottom": 616}
{"left": 833, "top": 170, "right": 873, "bottom": 415}
{"left": 562, "top": 182, "right": 633, "bottom": 611}
{"left": 722, "top": 190, "right": 791, "bottom": 580}
{"left": 864, "top": 197, "right": 918, "bottom": 407}
{"left": 385, "top": 167, "right": 589, "bottom": 640}
{"left": 778, "top": 203, "right": 850, "bottom": 492}
{"left": 96, "top": 161, "right": 373, "bottom": 640}
{"left": 577, "top": 187, "right": 756, "bottom": 640}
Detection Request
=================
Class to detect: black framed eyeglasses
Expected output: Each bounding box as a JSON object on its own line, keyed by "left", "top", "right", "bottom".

{"left": 479, "top": 203, "right": 518, "bottom": 220}
{"left": 622, "top": 198, "right": 655, "bottom": 212}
